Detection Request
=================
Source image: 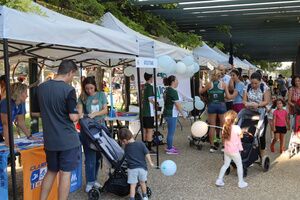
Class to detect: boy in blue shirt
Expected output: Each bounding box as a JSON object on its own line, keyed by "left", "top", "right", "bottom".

{"left": 119, "top": 128, "right": 154, "bottom": 200}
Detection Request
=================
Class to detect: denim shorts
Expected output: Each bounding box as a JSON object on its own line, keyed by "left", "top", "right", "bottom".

{"left": 127, "top": 168, "right": 148, "bottom": 184}
{"left": 207, "top": 102, "right": 227, "bottom": 114}
{"left": 45, "top": 146, "right": 81, "bottom": 172}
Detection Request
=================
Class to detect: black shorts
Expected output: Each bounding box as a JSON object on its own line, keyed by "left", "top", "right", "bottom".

{"left": 143, "top": 117, "right": 154, "bottom": 129}
{"left": 275, "top": 126, "right": 287, "bottom": 134}
{"left": 45, "top": 146, "right": 81, "bottom": 172}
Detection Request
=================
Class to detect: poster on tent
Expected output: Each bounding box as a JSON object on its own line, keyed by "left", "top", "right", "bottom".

{"left": 133, "top": 68, "right": 192, "bottom": 103}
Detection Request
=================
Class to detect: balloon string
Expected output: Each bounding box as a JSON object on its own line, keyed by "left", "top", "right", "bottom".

{"left": 208, "top": 125, "right": 223, "bottom": 129}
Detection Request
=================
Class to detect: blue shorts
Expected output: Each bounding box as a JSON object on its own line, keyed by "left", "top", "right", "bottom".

{"left": 207, "top": 102, "right": 227, "bottom": 114}
{"left": 45, "top": 146, "right": 81, "bottom": 172}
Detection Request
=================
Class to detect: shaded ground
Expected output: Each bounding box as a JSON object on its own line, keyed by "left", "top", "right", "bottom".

{"left": 9, "top": 119, "right": 300, "bottom": 199}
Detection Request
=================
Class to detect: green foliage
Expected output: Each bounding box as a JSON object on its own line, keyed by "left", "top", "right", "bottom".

{"left": 207, "top": 41, "right": 225, "bottom": 51}
{"left": 216, "top": 25, "right": 232, "bottom": 37}
{"left": 253, "top": 60, "right": 282, "bottom": 71}
{"left": 0, "top": 0, "right": 44, "bottom": 14}
{"left": 161, "top": 3, "right": 178, "bottom": 9}
{"left": 278, "top": 68, "right": 292, "bottom": 78}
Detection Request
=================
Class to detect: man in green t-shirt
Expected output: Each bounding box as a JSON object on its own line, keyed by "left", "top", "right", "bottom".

{"left": 142, "top": 73, "right": 156, "bottom": 154}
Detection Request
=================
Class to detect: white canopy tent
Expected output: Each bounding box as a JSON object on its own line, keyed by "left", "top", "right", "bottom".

{"left": 193, "top": 42, "right": 230, "bottom": 69}
{"left": 243, "top": 59, "right": 258, "bottom": 70}
{"left": 0, "top": 4, "right": 142, "bottom": 65}
{"left": 212, "top": 47, "right": 249, "bottom": 70}
{"left": 0, "top": 4, "right": 149, "bottom": 198}
{"left": 100, "top": 12, "right": 190, "bottom": 60}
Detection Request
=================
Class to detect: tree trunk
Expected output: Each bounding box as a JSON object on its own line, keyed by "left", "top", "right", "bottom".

{"left": 95, "top": 67, "right": 105, "bottom": 91}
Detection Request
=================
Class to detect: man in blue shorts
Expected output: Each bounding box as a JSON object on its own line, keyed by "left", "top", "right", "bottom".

{"left": 37, "top": 60, "right": 80, "bottom": 200}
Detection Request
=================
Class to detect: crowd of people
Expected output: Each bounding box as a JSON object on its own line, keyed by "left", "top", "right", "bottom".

{"left": 0, "top": 59, "right": 299, "bottom": 198}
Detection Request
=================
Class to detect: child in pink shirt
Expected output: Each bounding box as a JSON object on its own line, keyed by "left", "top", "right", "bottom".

{"left": 271, "top": 98, "right": 290, "bottom": 153}
{"left": 216, "top": 110, "right": 248, "bottom": 189}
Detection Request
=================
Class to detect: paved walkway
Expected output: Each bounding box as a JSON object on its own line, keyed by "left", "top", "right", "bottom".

{"left": 9, "top": 120, "right": 300, "bottom": 199}
{"left": 69, "top": 120, "right": 300, "bottom": 200}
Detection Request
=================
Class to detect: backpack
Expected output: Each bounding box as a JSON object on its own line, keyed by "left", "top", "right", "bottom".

{"left": 247, "top": 82, "right": 265, "bottom": 93}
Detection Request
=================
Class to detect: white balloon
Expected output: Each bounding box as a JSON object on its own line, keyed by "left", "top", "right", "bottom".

{"left": 191, "top": 121, "right": 208, "bottom": 137}
{"left": 195, "top": 100, "right": 205, "bottom": 110}
{"left": 157, "top": 55, "right": 176, "bottom": 73}
{"left": 124, "top": 66, "right": 135, "bottom": 77}
{"left": 193, "top": 63, "right": 200, "bottom": 73}
{"left": 182, "top": 101, "right": 193, "bottom": 112}
{"left": 186, "top": 64, "right": 194, "bottom": 74}
{"left": 175, "top": 62, "right": 187, "bottom": 74}
{"left": 194, "top": 96, "right": 201, "bottom": 102}
{"left": 182, "top": 56, "right": 194, "bottom": 67}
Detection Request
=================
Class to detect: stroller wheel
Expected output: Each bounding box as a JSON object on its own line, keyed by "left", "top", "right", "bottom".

{"left": 243, "top": 168, "right": 247, "bottom": 177}
{"left": 88, "top": 188, "right": 100, "bottom": 200}
{"left": 197, "top": 144, "right": 203, "bottom": 150}
{"left": 225, "top": 167, "right": 230, "bottom": 175}
{"left": 147, "top": 187, "right": 152, "bottom": 197}
{"left": 262, "top": 156, "right": 270, "bottom": 172}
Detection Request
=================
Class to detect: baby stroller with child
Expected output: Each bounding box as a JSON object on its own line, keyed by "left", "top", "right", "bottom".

{"left": 226, "top": 109, "right": 270, "bottom": 177}
{"left": 79, "top": 117, "right": 152, "bottom": 200}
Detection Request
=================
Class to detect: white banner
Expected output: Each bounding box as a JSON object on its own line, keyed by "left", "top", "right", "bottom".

{"left": 135, "top": 57, "right": 158, "bottom": 68}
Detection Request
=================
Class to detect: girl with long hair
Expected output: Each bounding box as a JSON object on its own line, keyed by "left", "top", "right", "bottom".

{"left": 77, "top": 76, "right": 108, "bottom": 192}
{"left": 163, "top": 75, "right": 186, "bottom": 155}
{"left": 215, "top": 110, "right": 248, "bottom": 188}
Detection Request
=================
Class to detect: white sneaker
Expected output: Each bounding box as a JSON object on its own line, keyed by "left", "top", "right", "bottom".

{"left": 85, "top": 183, "right": 94, "bottom": 193}
{"left": 143, "top": 197, "right": 149, "bottom": 200}
{"left": 238, "top": 181, "right": 248, "bottom": 188}
{"left": 215, "top": 178, "right": 225, "bottom": 187}
{"left": 94, "top": 181, "right": 102, "bottom": 189}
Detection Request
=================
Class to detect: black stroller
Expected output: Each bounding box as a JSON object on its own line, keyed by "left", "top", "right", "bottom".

{"left": 226, "top": 109, "right": 270, "bottom": 177}
{"left": 80, "top": 117, "right": 152, "bottom": 200}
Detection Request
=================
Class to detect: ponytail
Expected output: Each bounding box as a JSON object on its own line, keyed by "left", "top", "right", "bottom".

{"left": 163, "top": 75, "right": 176, "bottom": 86}
{"left": 222, "top": 110, "right": 238, "bottom": 141}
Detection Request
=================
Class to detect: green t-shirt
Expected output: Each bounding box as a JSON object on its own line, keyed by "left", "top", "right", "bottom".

{"left": 163, "top": 87, "right": 179, "bottom": 117}
{"left": 78, "top": 91, "right": 107, "bottom": 124}
{"left": 142, "top": 83, "right": 155, "bottom": 117}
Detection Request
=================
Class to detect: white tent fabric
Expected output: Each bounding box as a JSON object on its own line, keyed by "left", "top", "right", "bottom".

{"left": 193, "top": 42, "right": 230, "bottom": 68}
{"left": 243, "top": 59, "right": 258, "bottom": 70}
{"left": 100, "top": 12, "right": 190, "bottom": 60}
{"left": 213, "top": 47, "right": 249, "bottom": 70}
{"left": 0, "top": 4, "right": 140, "bottom": 63}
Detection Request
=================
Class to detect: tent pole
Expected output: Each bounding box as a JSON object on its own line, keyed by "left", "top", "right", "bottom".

{"left": 192, "top": 76, "right": 196, "bottom": 122}
{"left": 153, "top": 68, "right": 159, "bottom": 168}
{"left": 3, "top": 39, "right": 18, "bottom": 200}
{"left": 136, "top": 68, "right": 144, "bottom": 141}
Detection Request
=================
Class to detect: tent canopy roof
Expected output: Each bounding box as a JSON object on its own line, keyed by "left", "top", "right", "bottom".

{"left": 100, "top": 12, "right": 191, "bottom": 60}
{"left": 0, "top": 3, "right": 140, "bottom": 65}
{"left": 133, "top": 0, "right": 300, "bottom": 61}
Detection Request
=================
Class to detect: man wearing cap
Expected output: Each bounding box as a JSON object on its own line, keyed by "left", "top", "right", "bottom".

{"left": 142, "top": 72, "right": 156, "bottom": 154}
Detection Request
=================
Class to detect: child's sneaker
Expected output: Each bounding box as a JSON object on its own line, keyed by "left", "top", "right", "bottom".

{"left": 166, "top": 147, "right": 179, "bottom": 155}
{"left": 215, "top": 178, "right": 224, "bottom": 187}
{"left": 210, "top": 146, "right": 218, "bottom": 153}
{"left": 238, "top": 181, "right": 248, "bottom": 188}
{"left": 143, "top": 197, "right": 149, "bottom": 200}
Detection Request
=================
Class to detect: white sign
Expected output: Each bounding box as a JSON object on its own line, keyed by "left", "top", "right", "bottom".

{"left": 136, "top": 57, "right": 158, "bottom": 68}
